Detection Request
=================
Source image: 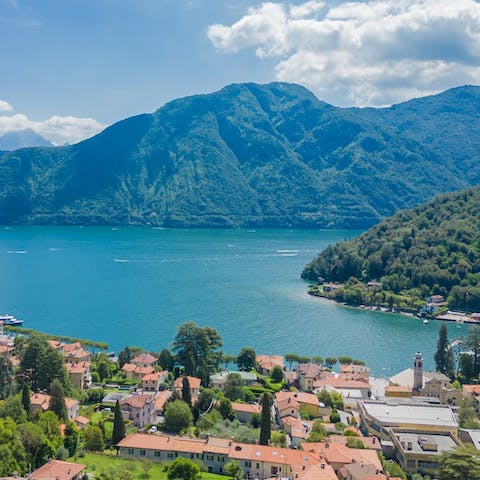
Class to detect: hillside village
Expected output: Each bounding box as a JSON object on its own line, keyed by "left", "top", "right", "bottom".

{"left": 0, "top": 321, "right": 480, "bottom": 480}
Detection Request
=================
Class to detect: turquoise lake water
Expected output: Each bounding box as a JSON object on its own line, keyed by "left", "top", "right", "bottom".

{"left": 0, "top": 226, "right": 468, "bottom": 376}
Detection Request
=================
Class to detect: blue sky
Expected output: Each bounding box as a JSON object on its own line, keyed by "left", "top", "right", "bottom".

{"left": 1, "top": 0, "right": 480, "bottom": 144}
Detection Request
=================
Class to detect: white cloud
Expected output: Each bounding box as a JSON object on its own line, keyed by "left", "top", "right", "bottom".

{"left": 0, "top": 112, "right": 105, "bottom": 145}
{"left": 0, "top": 99, "right": 13, "bottom": 112}
{"left": 208, "top": 0, "right": 480, "bottom": 106}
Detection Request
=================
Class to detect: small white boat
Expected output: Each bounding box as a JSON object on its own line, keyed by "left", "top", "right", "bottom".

{"left": 423, "top": 319, "right": 429, "bottom": 324}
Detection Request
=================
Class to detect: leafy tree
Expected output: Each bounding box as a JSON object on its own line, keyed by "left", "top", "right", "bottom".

{"left": 270, "top": 365, "right": 284, "bottom": 383}
{"left": 0, "top": 394, "right": 28, "bottom": 423}
{"left": 167, "top": 458, "right": 200, "bottom": 480}
{"left": 325, "top": 357, "right": 337, "bottom": 368}
{"left": 49, "top": 379, "right": 68, "bottom": 422}
{"left": 465, "top": 326, "right": 480, "bottom": 379}
{"left": 338, "top": 356, "right": 353, "bottom": 365}
{"left": 225, "top": 459, "right": 243, "bottom": 480}
{"left": 118, "top": 346, "right": 132, "bottom": 368}
{"left": 271, "top": 430, "right": 287, "bottom": 447}
{"left": 250, "top": 412, "right": 261, "bottom": 428}
{"left": 96, "top": 360, "right": 111, "bottom": 381}
{"left": 0, "top": 417, "right": 27, "bottom": 475}
{"left": 297, "top": 356, "right": 310, "bottom": 364}
{"left": 158, "top": 348, "right": 175, "bottom": 371}
{"left": 18, "top": 422, "right": 53, "bottom": 469}
{"left": 0, "top": 355, "right": 14, "bottom": 400}
{"left": 307, "top": 420, "right": 327, "bottom": 442}
{"left": 221, "top": 354, "right": 236, "bottom": 369}
{"left": 330, "top": 410, "right": 341, "bottom": 423}
{"left": 259, "top": 392, "right": 271, "bottom": 446}
{"left": 20, "top": 334, "right": 70, "bottom": 393}
{"left": 311, "top": 356, "right": 323, "bottom": 365}
{"left": 22, "top": 384, "right": 31, "bottom": 418}
{"left": 285, "top": 353, "right": 299, "bottom": 369}
{"left": 224, "top": 373, "right": 244, "bottom": 401}
{"left": 458, "top": 398, "right": 480, "bottom": 429}
{"left": 437, "top": 444, "right": 480, "bottom": 480}
{"left": 112, "top": 400, "right": 126, "bottom": 445}
{"left": 83, "top": 424, "right": 105, "bottom": 451}
{"left": 236, "top": 347, "right": 256, "bottom": 371}
{"left": 182, "top": 376, "right": 192, "bottom": 407}
{"left": 164, "top": 400, "right": 192, "bottom": 433}
{"left": 64, "top": 421, "right": 79, "bottom": 457}
{"left": 218, "top": 397, "right": 234, "bottom": 420}
{"left": 172, "top": 321, "right": 222, "bottom": 384}
{"left": 37, "top": 410, "right": 61, "bottom": 441}
{"left": 86, "top": 387, "right": 106, "bottom": 404}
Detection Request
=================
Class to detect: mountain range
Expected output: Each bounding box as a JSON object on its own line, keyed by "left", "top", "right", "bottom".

{"left": 0, "top": 82, "right": 479, "bottom": 227}
{"left": 0, "top": 129, "right": 53, "bottom": 151}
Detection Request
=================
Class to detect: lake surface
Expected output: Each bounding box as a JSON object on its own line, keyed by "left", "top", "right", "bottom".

{"left": 0, "top": 226, "right": 468, "bottom": 376}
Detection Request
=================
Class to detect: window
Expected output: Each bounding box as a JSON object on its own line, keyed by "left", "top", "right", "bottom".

{"left": 244, "top": 461, "right": 251, "bottom": 468}
{"left": 271, "top": 466, "right": 278, "bottom": 475}
{"left": 140, "top": 450, "right": 146, "bottom": 456}
{"left": 127, "top": 448, "right": 134, "bottom": 455}
{"left": 407, "top": 460, "right": 416, "bottom": 468}
{"left": 207, "top": 455, "right": 214, "bottom": 461}
{"left": 191, "top": 454, "right": 194, "bottom": 459}
{"left": 256, "top": 463, "right": 260, "bottom": 469}
{"left": 155, "top": 451, "right": 161, "bottom": 457}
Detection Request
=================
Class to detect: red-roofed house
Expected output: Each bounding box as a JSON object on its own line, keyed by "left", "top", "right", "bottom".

{"left": 231, "top": 402, "right": 261, "bottom": 423}
{"left": 30, "top": 393, "right": 79, "bottom": 420}
{"left": 66, "top": 361, "right": 91, "bottom": 390}
{"left": 276, "top": 391, "right": 322, "bottom": 419}
{"left": 30, "top": 459, "right": 86, "bottom": 480}
{"left": 142, "top": 371, "right": 169, "bottom": 392}
{"left": 174, "top": 376, "right": 201, "bottom": 397}
{"left": 122, "top": 363, "right": 155, "bottom": 381}
{"left": 120, "top": 393, "right": 156, "bottom": 428}
{"left": 256, "top": 355, "right": 284, "bottom": 375}
{"left": 131, "top": 353, "right": 158, "bottom": 368}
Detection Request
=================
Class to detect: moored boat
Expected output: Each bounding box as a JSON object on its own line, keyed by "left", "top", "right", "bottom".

{"left": 0, "top": 315, "right": 24, "bottom": 326}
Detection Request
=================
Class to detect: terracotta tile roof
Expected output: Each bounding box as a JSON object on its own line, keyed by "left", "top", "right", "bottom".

{"left": 62, "top": 342, "right": 82, "bottom": 352}
{"left": 256, "top": 354, "right": 284, "bottom": 372}
{"left": 155, "top": 391, "right": 171, "bottom": 412}
{"left": 48, "top": 339, "right": 65, "bottom": 350}
{"left": 67, "top": 363, "right": 88, "bottom": 374}
{"left": 276, "top": 391, "right": 320, "bottom": 407}
{"left": 131, "top": 353, "right": 158, "bottom": 365}
{"left": 281, "top": 416, "right": 312, "bottom": 439}
{"left": 291, "top": 463, "right": 338, "bottom": 480}
{"left": 174, "top": 376, "right": 201, "bottom": 390}
{"left": 298, "top": 363, "right": 324, "bottom": 379}
{"left": 463, "top": 384, "right": 480, "bottom": 395}
{"left": 135, "top": 366, "right": 155, "bottom": 376}
{"left": 121, "top": 393, "right": 155, "bottom": 409}
{"left": 315, "top": 375, "right": 371, "bottom": 390}
{"left": 31, "top": 393, "right": 50, "bottom": 409}
{"left": 231, "top": 402, "right": 261, "bottom": 415}
{"left": 385, "top": 385, "right": 412, "bottom": 393}
{"left": 31, "top": 459, "right": 86, "bottom": 480}
{"left": 74, "top": 416, "right": 89, "bottom": 426}
{"left": 142, "top": 371, "right": 163, "bottom": 382}
{"left": 300, "top": 442, "right": 382, "bottom": 470}
{"left": 122, "top": 363, "right": 137, "bottom": 372}
{"left": 117, "top": 433, "right": 208, "bottom": 454}
{"left": 205, "top": 437, "right": 232, "bottom": 454}
{"left": 228, "top": 442, "right": 319, "bottom": 466}
{"left": 0, "top": 345, "right": 14, "bottom": 354}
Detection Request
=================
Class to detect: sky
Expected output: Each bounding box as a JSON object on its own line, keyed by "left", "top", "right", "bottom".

{"left": 1, "top": 0, "right": 480, "bottom": 144}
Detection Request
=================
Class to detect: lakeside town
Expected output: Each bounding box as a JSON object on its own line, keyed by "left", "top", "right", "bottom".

{"left": 0, "top": 320, "right": 479, "bottom": 480}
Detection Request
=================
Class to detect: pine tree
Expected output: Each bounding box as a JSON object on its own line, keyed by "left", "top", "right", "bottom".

{"left": 49, "top": 379, "right": 68, "bottom": 422}
{"left": 182, "top": 376, "right": 192, "bottom": 407}
{"left": 259, "top": 392, "right": 271, "bottom": 445}
{"left": 21, "top": 384, "right": 31, "bottom": 418}
{"left": 112, "top": 399, "right": 126, "bottom": 445}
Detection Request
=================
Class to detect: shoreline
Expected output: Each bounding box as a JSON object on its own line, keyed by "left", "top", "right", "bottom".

{"left": 307, "top": 289, "right": 480, "bottom": 325}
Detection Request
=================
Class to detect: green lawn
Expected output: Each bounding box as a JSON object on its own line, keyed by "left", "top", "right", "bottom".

{"left": 70, "top": 452, "right": 227, "bottom": 480}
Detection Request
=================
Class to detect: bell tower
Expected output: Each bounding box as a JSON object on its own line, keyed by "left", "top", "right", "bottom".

{"left": 413, "top": 352, "right": 423, "bottom": 393}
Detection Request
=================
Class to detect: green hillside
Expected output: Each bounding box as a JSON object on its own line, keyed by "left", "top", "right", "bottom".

{"left": 302, "top": 187, "right": 480, "bottom": 312}
{"left": 0, "top": 82, "right": 479, "bottom": 228}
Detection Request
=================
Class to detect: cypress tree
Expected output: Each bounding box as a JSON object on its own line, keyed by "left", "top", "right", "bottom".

{"left": 64, "top": 421, "right": 79, "bottom": 456}
{"left": 112, "top": 399, "right": 126, "bottom": 445}
{"left": 22, "top": 383, "right": 31, "bottom": 418}
{"left": 49, "top": 379, "right": 68, "bottom": 422}
{"left": 434, "top": 324, "right": 449, "bottom": 375}
{"left": 259, "top": 392, "right": 271, "bottom": 445}
{"left": 182, "top": 376, "right": 192, "bottom": 407}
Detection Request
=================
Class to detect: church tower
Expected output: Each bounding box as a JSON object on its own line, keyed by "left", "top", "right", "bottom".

{"left": 413, "top": 352, "right": 423, "bottom": 393}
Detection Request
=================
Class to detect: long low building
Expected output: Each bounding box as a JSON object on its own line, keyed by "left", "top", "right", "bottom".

{"left": 117, "top": 433, "right": 332, "bottom": 480}
{"left": 359, "top": 399, "right": 458, "bottom": 439}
